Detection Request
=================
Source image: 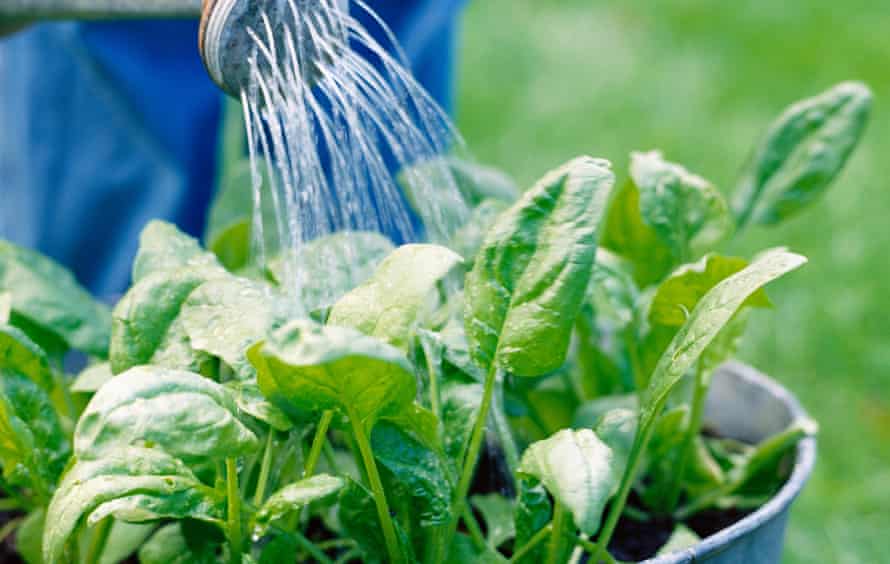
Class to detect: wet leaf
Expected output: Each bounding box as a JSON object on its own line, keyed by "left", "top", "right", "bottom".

{"left": 518, "top": 428, "right": 619, "bottom": 535}
{"left": 132, "top": 221, "right": 222, "bottom": 283}
{"left": 43, "top": 447, "right": 225, "bottom": 563}
{"left": 328, "top": 244, "right": 463, "bottom": 350}
{"left": 0, "top": 324, "right": 53, "bottom": 391}
{"left": 0, "top": 240, "right": 111, "bottom": 357}
{"left": 734, "top": 81, "right": 873, "bottom": 226}
{"left": 450, "top": 199, "right": 510, "bottom": 264}
{"left": 224, "top": 379, "right": 293, "bottom": 431}
{"left": 465, "top": 156, "right": 615, "bottom": 376}
{"left": 339, "top": 478, "right": 415, "bottom": 564}
{"left": 641, "top": 249, "right": 806, "bottom": 429}
{"left": 139, "top": 522, "right": 216, "bottom": 564}
{"left": 248, "top": 320, "right": 415, "bottom": 433}
{"left": 513, "top": 477, "right": 551, "bottom": 564}
{"left": 254, "top": 474, "right": 345, "bottom": 534}
{"left": 471, "top": 493, "right": 515, "bottom": 548}
{"left": 0, "top": 292, "right": 10, "bottom": 324}
{"left": 75, "top": 366, "right": 259, "bottom": 463}
{"left": 71, "top": 362, "right": 115, "bottom": 394}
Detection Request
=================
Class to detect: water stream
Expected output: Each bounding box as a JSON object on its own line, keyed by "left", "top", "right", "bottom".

{"left": 241, "top": 0, "right": 469, "bottom": 313}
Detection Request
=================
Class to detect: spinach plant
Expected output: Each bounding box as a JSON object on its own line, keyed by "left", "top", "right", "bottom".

{"left": 0, "top": 80, "right": 870, "bottom": 563}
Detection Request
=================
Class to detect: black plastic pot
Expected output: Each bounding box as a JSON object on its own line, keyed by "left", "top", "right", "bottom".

{"left": 648, "top": 362, "right": 817, "bottom": 563}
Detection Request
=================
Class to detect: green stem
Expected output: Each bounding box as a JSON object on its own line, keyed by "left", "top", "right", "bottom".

{"left": 347, "top": 406, "right": 403, "bottom": 564}
{"left": 590, "top": 415, "right": 658, "bottom": 564}
{"left": 664, "top": 363, "right": 708, "bottom": 513}
{"left": 226, "top": 458, "right": 243, "bottom": 564}
{"left": 335, "top": 548, "right": 362, "bottom": 564}
{"left": 545, "top": 501, "right": 567, "bottom": 564}
{"left": 492, "top": 372, "right": 520, "bottom": 477}
{"left": 462, "top": 506, "right": 487, "bottom": 551}
{"left": 509, "top": 525, "right": 552, "bottom": 563}
{"left": 0, "top": 517, "right": 23, "bottom": 544}
{"left": 436, "top": 362, "right": 499, "bottom": 563}
{"left": 85, "top": 517, "right": 113, "bottom": 564}
{"left": 253, "top": 430, "right": 276, "bottom": 507}
{"left": 322, "top": 441, "right": 340, "bottom": 474}
{"left": 305, "top": 410, "right": 334, "bottom": 478}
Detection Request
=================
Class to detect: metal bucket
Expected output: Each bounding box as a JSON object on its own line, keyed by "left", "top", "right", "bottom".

{"left": 647, "top": 362, "right": 817, "bottom": 563}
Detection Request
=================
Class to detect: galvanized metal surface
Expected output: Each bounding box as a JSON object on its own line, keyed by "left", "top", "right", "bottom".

{"left": 0, "top": 0, "right": 202, "bottom": 20}
{"left": 646, "top": 362, "right": 817, "bottom": 563}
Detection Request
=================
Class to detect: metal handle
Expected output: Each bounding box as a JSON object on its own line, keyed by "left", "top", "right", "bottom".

{"left": 0, "top": 0, "right": 203, "bottom": 20}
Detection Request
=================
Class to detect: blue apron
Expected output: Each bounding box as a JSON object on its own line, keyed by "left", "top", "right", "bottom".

{"left": 0, "top": 0, "right": 464, "bottom": 296}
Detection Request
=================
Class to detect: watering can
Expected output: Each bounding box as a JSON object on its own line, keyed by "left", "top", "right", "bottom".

{"left": 0, "top": 0, "right": 348, "bottom": 96}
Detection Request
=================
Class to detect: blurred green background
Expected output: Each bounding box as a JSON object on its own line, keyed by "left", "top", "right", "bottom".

{"left": 456, "top": 1, "right": 889, "bottom": 562}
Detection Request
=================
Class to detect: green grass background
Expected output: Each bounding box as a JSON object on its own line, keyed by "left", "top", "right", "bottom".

{"left": 457, "top": 1, "right": 890, "bottom": 562}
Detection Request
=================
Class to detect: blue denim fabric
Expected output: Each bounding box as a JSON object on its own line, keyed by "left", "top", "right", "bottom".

{"left": 0, "top": 0, "right": 463, "bottom": 296}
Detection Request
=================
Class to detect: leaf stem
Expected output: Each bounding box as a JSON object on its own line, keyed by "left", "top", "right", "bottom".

{"left": 226, "top": 458, "right": 243, "bottom": 564}
{"left": 424, "top": 344, "right": 442, "bottom": 421}
{"left": 305, "top": 410, "right": 334, "bottom": 478}
{"left": 253, "top": 430, "right": 276, "bottom": 507}
{"left": 85, "top": 517, "right": 113, "bottom": 564}
{"left": 293, "top": 530, "right": 335, "bottom": 564}
{"left": 0, "top": 517, "right": 23, "bottom": 544}
{"left": 347, "top": 406, "right": 403, "bottom": 564}
{"left": 437, "top": 362, "right": 499, "bottom": 563}
{"left": 462, "top": 506, "right": 487, "bottom": 551}
{"left": 509, "top": 524, "right": 552, "bottom": 563}
{"left": 545, "top": 500, "right": 567, "bottom": 564}
{"left": 664, "top": 363, "right": 708, "bottom": 513}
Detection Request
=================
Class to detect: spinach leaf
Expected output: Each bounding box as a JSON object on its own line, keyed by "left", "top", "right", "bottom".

{"left": 0, "top": 292, "right": 10, "bottom": 324}
{"left": 0, "top": 240, "right": 111, "bottom": 357}
{"left": 632, "top": 151, "right": 732, "bottom": 264}
{"left": 75, "top": 366, "right": 259, "bottom": 463}
{"left": 371, "top": 418, "right": 453, "bottom": 526}
{"left": 43, "top": 447, "right": 225, "bottom": 563}
{"left": 0, "top": 370, "right": 70, "bottom": 492}
{"left": 338, "top": 478, "right": 415, "bottom": 564}
{"left": 518, "top": 428, "right": 620, "bottom": 536}
{"left": 573, "top": 395, "right": 638, "bottom": 430}
{"left": 132, "top": 221, "right": 223, "bottom": 283}
{"left": 641, "top": 248, "right": 806, "bottom": 428}
{"left": 446, "top": 533, "right": 509, "bottom": 564}
{"left": 268, "top": 231, "right": 395, "bottom": 312}
{"left": 109, "top": 268, "right": 224, "bottom": 375}
{"left": 465, "top": 156, "right": 615, "bottom": 377}
{"left": 328, "top": 244, "right": 463, "bottom": 350}
{"left": 440, "top": 382, "right": 483, "bottom": 468}
{"left": 71, "top": 362, "right": 115, "bottom": 394}
{"left": 470, "top": 493, "right": 515, "bottom": 548}
{"left": 16, "top": 507, "right": 45, "bottom": 564}
{"left": 0, "top": 324, "right": 53, "bottom": 391}
{"left": 180, "top": 276, "right": 294, "bottom": 379}
{"left": 733, "top": 81, "right": 873, "bottom": 227}
{"left": 248, "top": 320, "right": 415, "bottom": 433}
{"left": 254, "top": 474, "right": 345, "bottom": 534}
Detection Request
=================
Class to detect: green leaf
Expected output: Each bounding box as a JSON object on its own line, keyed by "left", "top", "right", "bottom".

{"left": 0, "top": 370, "right": 69, "bottom": 490}
{"left": 371, "top": 418, "right": 452, "bottom": 526}
{"left": 43, "top": 447, "right": 225, "bottom": 563}
{"left": 179, "top": 276, "right": 295, "bottom": 379}
{"left": 16, "top": 507, "right": 45, "bottom": 564}
{"left": 248, "top": 320, "right": 416, "bottom": 432}
{"left": 632, "top": 151, "right": 733, "bottom": 263}
{"left": 733, "top": 81, "right": 873, "bottom": 227}
{"left": 601, "top": 180, "right": 675, "bottom": 287}
{"left": 0, "top": 324, "right": 53, "bottom": 391}
{"left": 593, "top": 409, "right": 637, "bottom": 478}
{"left": 513, "top": 477, "right": 551, "bottom": 564}
{"left": 441, "top": 382, "right": 483, "bottom": 468}
{"left": 732, "top": 417, "right": 817, "bottom": 497}
{"left": 254, "top": 474, "right": 345, "bottom": 534}
{"left": 204, "top": 161, "right": 268, "bottom": 272}
{"left": 446, "top": 533, "right": 509, "bottom": 564}
{"left": 97, "top": 521, "right": 156, "bottom": 564}
{"left": 75, "top": 366, "right": 259, "bottom": 462}
{"left": 328, "top": 244, "right": 463, "bottom": 350}
{"left": 268, "top": 231, "right": 396, "bottom": 312}
{"left": 139, "top": 522, "right": 216, "bottom": 564}
{"left": 518, "top": 428, "right": 621, "bottom": 536}
{"left": 649, "top": 254, "right": 770, "bottom": 327}
{"left": 641, "top": 249, "right": 807, "bottom": 429}
{"left": 465, "top": 156, "right": 615, "bottom": 376}
{"left": 0, "top": 240, "right": 111, "bottom": 357}
{"left": 471, "top": 493, "right": 515, "bottom": 548}
{"left": 450, "top": 199, "right": 510, "bottom": 264}
{"left": 71, "top": 362, "right": 115, "bottom": 394}
{"left": 132, "top": 221, "right": 223, "bottom": 283}
{"left": 224, "top": 379, "right": 293, "bottom": 431}
{"left": 109, "top": 268, "right": 224, "bottom": 375}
